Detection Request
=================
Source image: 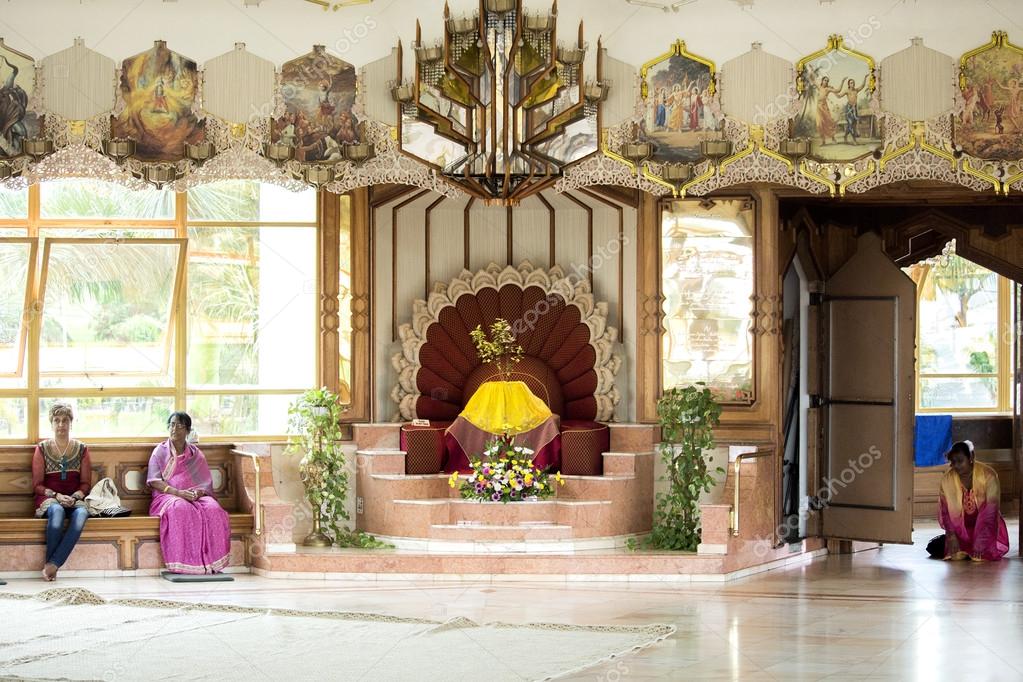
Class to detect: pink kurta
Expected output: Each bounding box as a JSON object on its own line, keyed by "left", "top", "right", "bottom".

{"left": 938, "top": 461, "right": 1009, "bottom": 561}
{"left": 147, "top": 440, "right": 231, "bottom": 574}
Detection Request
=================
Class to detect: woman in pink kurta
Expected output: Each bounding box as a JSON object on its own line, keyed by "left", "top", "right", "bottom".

{"left": 147, "top": 412, "right": 231, "bottom": 574}
{"left": 934, "top": 440, "right": 1009, "bottom": 562}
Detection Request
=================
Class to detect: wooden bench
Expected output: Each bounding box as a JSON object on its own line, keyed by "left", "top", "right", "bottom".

{"left": 0, "top": 443, "right": 256, "bottom": 572}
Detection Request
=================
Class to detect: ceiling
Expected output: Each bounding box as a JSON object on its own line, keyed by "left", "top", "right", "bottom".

{"left": 0, "top": 0, "right": 1020, "bottom": 73}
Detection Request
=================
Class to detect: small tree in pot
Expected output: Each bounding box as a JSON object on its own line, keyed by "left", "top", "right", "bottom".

{"left": 633, "top": 383, "right": 723, "bottom": 552}
{"left": 287, "top": 388, "right": 387, "bottom": 548}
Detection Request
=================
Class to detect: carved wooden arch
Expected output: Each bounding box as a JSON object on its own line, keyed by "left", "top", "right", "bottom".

{"left": 391, "top": 262, "right": 622, "bottom": 422}
{"left": 883, "top": 208, "right": 1023, "bottom": 283}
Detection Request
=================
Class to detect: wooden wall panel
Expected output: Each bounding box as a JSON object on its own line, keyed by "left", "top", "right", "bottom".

{"left": 429, "top": 197, "right": 469, "bottom": 291}
{"left": 372, "top": 189, "right": 637, "bottom": 422}
{"left": 510, "top": 196, "right": 551, "bottom": 268}
{"left": 550, "top": 193, "right": 589, "bottom": 282}
{"left": 469, "top": 205, "right": 507, "bottom": 271}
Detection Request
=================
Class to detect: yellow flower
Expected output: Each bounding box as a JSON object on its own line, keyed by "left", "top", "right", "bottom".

{"left": 554, "top": 472, "right": 564, "bottom": 486}
{"left": 524, "top": 474, "right": 533, "bottom": 485}
{"left": 448, "top": 472, "right": 459, "bottom": 488}
{"left": 477, "top": 475, "right": 485, "bottom": 482}
{"left": 536, "top": 482, "right": 545, "bottom": 491}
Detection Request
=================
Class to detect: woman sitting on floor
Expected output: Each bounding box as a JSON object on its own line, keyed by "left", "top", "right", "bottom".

{"left": 929, "top": 440, "right": 1009, "bottom": 561}
{"left": 147, "top": 411, "right": 231, "bottom": 574}
{"left": 33, "top": 401, "right": 92, "bottom": 581}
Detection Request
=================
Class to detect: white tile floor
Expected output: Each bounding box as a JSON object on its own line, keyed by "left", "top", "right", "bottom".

{"left": 1, "top": 520, "right": 1019, "bottom": 681}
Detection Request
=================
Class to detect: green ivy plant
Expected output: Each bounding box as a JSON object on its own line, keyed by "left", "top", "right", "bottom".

{"left": 287, "top": 388, "right": 388, "bottom": 548}
{"left": 630, "top": 383, "right": 723, "bottom": 552}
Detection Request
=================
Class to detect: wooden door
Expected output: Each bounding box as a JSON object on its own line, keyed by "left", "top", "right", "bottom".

{"left": 820, "top": 233, "right": 916, "bottom": 544}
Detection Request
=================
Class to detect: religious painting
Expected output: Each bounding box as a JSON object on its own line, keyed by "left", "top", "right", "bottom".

{"left": 661, "top": 198, "right": 755, "bottom": 404}
{"left": 0, "top": 40, "right": 41, "bottom": 160}
{"left": 272, "top": 46, "right": 360, "bottom": 164}
{"left": 954, "top": 32, "right": 1023, "bottom": 161}
{"left": 791, "top": 37, "right": 881, "bottom": 162}
{"left": 640, "top": 41, "right": 722, "bottom": 163}
{"left": 111, "top": 41, "right": 204, "bottom": 162}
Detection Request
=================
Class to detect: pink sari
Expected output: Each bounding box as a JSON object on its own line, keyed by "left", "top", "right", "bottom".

{"left": 147, "top": 440, "right": 231, "bottom": 574}
{"left": 938, "top": 461, "right": 1009, "bottom": 561}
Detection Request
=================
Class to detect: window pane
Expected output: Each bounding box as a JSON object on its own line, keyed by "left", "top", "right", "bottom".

{"left": 40, "top": 180, "right": 174, "bottom": 220}
{"left": 188, "top": 393, "right": 298, "bottom": 436}
{"left": 0, "top": 228, "right": 27, "bottom": 236}
{"left": 0, "top": 185, "right": 28, "bottom": 219}
{"left": 916, "top": 256, "right": 998, "bottom": 375}
{"left": 920, "top": 377, "right": 997, "bottom": 410}
{"left": 339, "top": 195, "right": 352, "bottom": 404}
{"left": 0, "top": 398, "right": 28, "bottom": 439}
{"left": 187, "top": 226, "right": 315, "bottom": 389}
{"left": 40, "top": 228, "right": 175, "bottom": 239}
{"left": 38, "top": 396, "right": 174, "bottom": 439}
{"left": 0, "top": 240, "right": 33, "bottom": 385}
{"left": 661, "top": 199, "right": 755, "bottom": 402}
{"left": 40, "top": 240, "right": 182, "bottom": 388}
{"left": 187, "top": 180, "right": 316, "bottom": 223}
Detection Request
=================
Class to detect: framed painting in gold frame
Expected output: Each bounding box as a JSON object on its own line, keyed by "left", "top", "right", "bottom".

{"left": 791, "top": 36, "right": 881, "bottom": 163}
{"left": 954, "top": 31, "right": 1023, "bottom": 161}
{"left": 639, "top": 40, "right": 722, "bottom": 164}
{"left": 0, "top": 39, "right": 42, "bottom": 160}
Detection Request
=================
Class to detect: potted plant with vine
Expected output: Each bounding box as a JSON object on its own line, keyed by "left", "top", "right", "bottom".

{"left": 287, "top": 387, "right": 387, "bottom": 548}
{"left": 630, "top": 383, "right": 723, "bottom": 552}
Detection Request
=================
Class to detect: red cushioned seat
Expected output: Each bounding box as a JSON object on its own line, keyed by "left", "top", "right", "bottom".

{"left": 559, "top": 420, "right": 609, "bottom": 476}
{"left": 399, "top": 421, "right": 452, "bottom": 474}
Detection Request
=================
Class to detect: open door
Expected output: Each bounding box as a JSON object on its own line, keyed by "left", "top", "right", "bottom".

{"left": 1014, "top": 282, "right": 1022, "bottom": 557}
{"left": 819, "top": 233, "right": 916, "bottom": 544}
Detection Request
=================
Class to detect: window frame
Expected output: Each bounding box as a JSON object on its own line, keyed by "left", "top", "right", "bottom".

{"left": 913, "top": 262, "right": 1013, "bottom": 415}
{"left": 0, "top": 181, "right": 347, "bottom": 444}
{"left": 36, "top": 236, "right": 187, "bottom": 384}
{"left": 0, "top": 237, "right": 38, "bottom": 382}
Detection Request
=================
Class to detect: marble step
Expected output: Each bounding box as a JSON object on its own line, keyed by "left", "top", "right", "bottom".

{"left": 355, "top": 449, "right": 406, "bottom": 475}
{"left": 429, "top": 522, "right": 574, "bottom": 542}
{"left": 353, "top": 423, "right": 401, "bottom": 450}
{"left": 609, "top": 424, "right": 659, "bottom": 452}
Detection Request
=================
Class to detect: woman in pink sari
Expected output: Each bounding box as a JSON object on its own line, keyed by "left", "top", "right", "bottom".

{"left": 147, "top": 412, "right": 231, "bottom": 574}
{"left": 932, "top": 440, "right": 1009, "bottom": 561}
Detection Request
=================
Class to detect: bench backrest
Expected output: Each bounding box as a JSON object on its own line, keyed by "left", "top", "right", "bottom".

{"left": 0, "top": 443, "right": 240, "bottom": 517}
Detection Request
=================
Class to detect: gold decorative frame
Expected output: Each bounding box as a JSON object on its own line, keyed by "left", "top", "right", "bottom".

{"left": 953, "top": 31, "right": 1023, "bottom": 193}
{"left": 639, "top": 39, "right": 717, "bottom": 99}
{"left": 795, "top": 35, "right": 876, "bottom": 95}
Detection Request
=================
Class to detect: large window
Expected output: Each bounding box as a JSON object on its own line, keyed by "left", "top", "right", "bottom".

{"left": 907, "top": 251, "right": 1012, "bottom": 413}
{"left": 661, "top": 198, "right": 756, "bottom": 403}
{"left": 185, "top": 181, "right": 317, "bottom": 436}
{"left": 0, "top": 179, "right": 322, "bottom": 443}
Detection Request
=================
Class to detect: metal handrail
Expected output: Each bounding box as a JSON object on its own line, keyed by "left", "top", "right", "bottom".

{"left": 232, "top": 449, "right": 270, "bottom": 537}
{"left": 729, "top": 450, "right": 775, "bottom": 537}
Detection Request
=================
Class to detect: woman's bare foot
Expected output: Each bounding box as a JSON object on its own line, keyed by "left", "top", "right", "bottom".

{"left": 42, "top": 563, "right": 58, "bottom": 581}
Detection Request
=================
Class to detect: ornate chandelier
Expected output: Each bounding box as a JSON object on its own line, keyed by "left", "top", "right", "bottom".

{"left": 393, "top": 0, "right": 605, "bottom": 204}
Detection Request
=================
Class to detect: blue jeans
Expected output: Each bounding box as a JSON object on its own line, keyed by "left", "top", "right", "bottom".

{"left": 45, "top": 504, "right": 89, "bottom": 567}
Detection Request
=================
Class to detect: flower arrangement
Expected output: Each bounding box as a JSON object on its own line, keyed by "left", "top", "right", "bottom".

{"left": 470, "top": 318, "right": 523, "bottom": 380}
{"left": 449, "top": 438, "right": 564, "bottom": 503}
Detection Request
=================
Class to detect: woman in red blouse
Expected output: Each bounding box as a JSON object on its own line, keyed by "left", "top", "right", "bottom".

{"left": 32, "top": 401, "right": 92, "bottom": 581}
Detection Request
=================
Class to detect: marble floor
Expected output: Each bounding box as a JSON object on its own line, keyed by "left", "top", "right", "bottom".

{"left": 1, "top": 520, "right": 1019, "bottom": 681}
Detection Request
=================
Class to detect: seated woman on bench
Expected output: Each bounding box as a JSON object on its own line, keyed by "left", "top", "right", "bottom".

{"left": 146, "top": 412, "right": 231, "bottom": 574}
{"left": 32, "top": 401, "right": 92, "bottom": 581}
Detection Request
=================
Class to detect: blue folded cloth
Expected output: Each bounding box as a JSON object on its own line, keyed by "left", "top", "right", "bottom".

{"left": 914, "top": 415, "right": 952, "bottom": 467}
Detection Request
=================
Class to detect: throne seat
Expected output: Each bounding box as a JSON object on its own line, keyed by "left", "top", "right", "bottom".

{"left": 392, "top": 263, "right": 622, "bottom": 476}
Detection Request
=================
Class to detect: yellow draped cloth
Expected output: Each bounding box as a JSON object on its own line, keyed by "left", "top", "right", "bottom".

{"left": 459, "top": 380, "right": 552, "bottom": 436}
